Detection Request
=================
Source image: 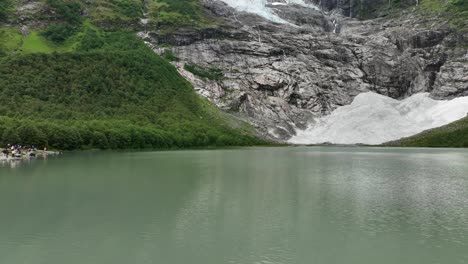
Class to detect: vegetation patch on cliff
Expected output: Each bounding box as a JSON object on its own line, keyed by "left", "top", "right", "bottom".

{"left": 358, "top": 0, "right": 467, "bottom": 29}
{"left": 416, "top": 0, "right": 466, "bottom": 29}
{"left": 445, "top": 0, "right": 468, "bottom": 29}
{"left": 184, "top": 63, "right": 224, "bottom": 81}
{"left": 86, "top": 0, "right": 144, "bottom": 26}
{"left": 147, "top": 0, "right": 221, "bottom": 32}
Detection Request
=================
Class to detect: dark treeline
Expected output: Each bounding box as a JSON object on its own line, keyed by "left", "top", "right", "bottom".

{"left": 0, "top": 30, "right": 264, "bottom": 150}
{"left": 0, "top": 117, "right": 262, "bottom": 150}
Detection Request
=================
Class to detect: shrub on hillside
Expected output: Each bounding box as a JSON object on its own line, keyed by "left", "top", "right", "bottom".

{"left": 46, "top": 0, "right": 82, "bottom": 24}
{"left": 0, "top": 0, "right": 10, "bottom": 21}
{"left": 41, "top": 24, "right": 78, "bottom": 43}
{"left": 77, "top": 29, "right": 104, "bottom": 51}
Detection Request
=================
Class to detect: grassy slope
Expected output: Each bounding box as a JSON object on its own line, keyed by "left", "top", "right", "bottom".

{"left": 0, "top": 0, "right": 264, "bottom": 150}
{"left": 86, "top": 0, "right": 145, "bottom": 26}
{"left": 22, "top": 31, "right": 56, "bottom": 53}
{"left": 385, "top": 116, "right": 468, "bottom": 148}
{"left": 418, "top": 0, "right": 467, "bottom": 30}
{"left": 72, "top": 0, "right": 220, "bottom": 32}
{"left": 0, "top": 27, "right": 21, "bottom": 53}
{"left": 363, "top": 0, "right": 467, "bottom": 30}
{"left": 147, "top": 0, "right": 220, "bottom": 32}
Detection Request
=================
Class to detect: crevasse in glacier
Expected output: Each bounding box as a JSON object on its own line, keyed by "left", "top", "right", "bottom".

{"left": 289, "top": 92, "right": 468, "bottom": 145}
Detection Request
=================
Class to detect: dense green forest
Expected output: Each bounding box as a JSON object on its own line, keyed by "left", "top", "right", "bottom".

{"left": 385, "top": 116, "right": 468, "bottom": 148}
{"left": 0, "top": 0, "right": 264, "bottom": 150}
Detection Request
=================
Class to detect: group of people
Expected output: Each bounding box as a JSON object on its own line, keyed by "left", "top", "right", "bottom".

{"left": 2, "top": 144, "right": 45, "bottom": 159}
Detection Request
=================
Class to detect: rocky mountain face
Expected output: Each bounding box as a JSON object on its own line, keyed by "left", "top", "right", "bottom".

{"left": 139, "top": 0, "right": 468, "bottom": 141}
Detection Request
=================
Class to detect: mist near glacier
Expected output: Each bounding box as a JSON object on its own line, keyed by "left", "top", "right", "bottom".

{"left": 290, "top": 92, "right": 468, "bottom": 145}
{"left": 219, "top": 0, "right": 319, "bottom": 23}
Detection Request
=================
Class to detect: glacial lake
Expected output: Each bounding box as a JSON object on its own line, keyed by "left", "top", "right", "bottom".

{"left": 1, "top": 147, "right": 467, "bottom": 264}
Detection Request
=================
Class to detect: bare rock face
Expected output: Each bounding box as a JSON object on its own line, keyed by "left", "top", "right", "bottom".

{"left": 15, "top": 0, "right": 45, "bottom": 25}
{"left": 432, "top": 58, "right": 468, "bottom": 99}
{"left": 140, "top": 0, "right": 468, "bottom": 141}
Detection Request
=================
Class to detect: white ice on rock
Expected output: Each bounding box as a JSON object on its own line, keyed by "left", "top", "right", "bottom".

{"left": 219, "top": 0, "right": 319, "bottom": 23}
{"left": 289, "top": 92, "right": 468, "bottom": 145}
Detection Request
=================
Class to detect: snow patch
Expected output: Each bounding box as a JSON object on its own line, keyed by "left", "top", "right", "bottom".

{"left": 219, "top": 0, "right": 319, "bottom": 23}
{"left": 289, "top": 92, "right": 468, "bottom": 145}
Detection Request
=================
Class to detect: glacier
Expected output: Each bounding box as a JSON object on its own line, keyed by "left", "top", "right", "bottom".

{"left": 219, "top": 0, "right": 319, "bottom": 23}
{"left": 289, "top": 92, "right": 468, "bottom": 145}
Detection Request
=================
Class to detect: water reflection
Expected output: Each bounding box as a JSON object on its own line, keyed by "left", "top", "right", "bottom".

{"left": 0, "top": 147, "right": 467, "bottom": 264}
{"left": 0, "top": 159, "right": 21, "bottom": 169}
{"left": 165, "top": 148, "right": 468, "bottom": 264}
{"left": 0, "top": 156, "right": 48, "bottom": 169}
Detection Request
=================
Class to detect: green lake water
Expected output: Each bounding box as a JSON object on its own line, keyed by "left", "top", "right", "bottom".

{"left": 0, "top": 147, "right": 467, "bottom": 264}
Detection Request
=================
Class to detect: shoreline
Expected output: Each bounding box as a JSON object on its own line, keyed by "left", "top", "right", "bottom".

{"left": 2, "top": 144, "right": 467, "bottom": 163}
{"left": 0, "top": 151, "right": 62, "bottom": 162}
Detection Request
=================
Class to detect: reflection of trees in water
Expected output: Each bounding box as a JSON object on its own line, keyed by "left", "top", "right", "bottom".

{"left": 0, "top": 155, "right": 48, "bottom": 169}
{"left": 1, "top": 159, "right": 21, "bottom": 169}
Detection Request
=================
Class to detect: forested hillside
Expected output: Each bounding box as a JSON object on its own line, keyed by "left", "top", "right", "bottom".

{"left": 0, "top": 0, "right": 263, "bottom": 150}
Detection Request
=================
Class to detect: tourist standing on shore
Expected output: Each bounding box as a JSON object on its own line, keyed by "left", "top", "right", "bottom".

{"left": 28, "top": 148, "right": 36, "bottom": 157}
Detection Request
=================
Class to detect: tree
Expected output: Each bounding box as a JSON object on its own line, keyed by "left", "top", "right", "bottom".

{"left": 17, "top": 124, "right": 47, "bottom": 146}
{"left": 0, "top": 0, "right": 10, "bottom": 21}
{"left": 1, "top": 127, "right": 20, "bottom": 146}
{"left": 77, "top": 29, "right": 104, "bottom": 51}
{"left": 41, "top": 24, "right": 78, "bottom": 43}
{"left": 92, "top": 131, "right": 109, "bottom": 149}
